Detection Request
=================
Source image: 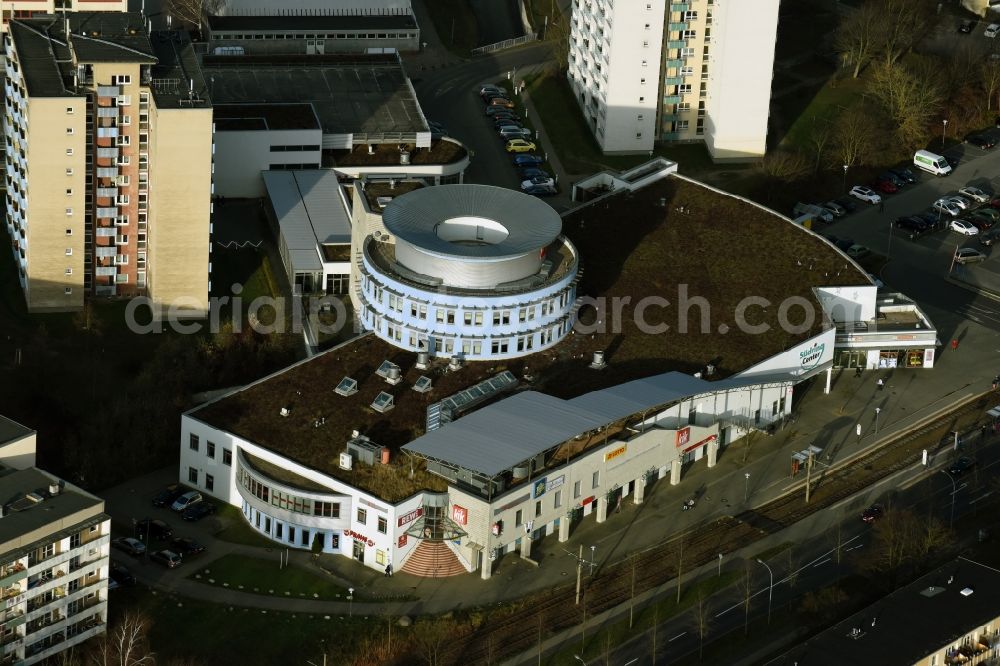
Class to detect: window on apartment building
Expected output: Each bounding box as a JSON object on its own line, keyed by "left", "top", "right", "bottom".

{"left": 65, "top": 208, "right": 72, "bottom": 217}
{"left": 640, "top": 78, "right": 646, "bottom": 85}
{"left": 636, "top": 132, "right": 643, "bottom": 139}
{"left": 64, "top": 248, "right": 72, "bottom": 256}
{"left": 679, "top": 84, "right": 692, "bottom": 94}
{"left": 554, "top": 490, "right": 562, "bottom": 509}
{"left": 275, "top": 523, "right": 283, "bottom": 540}
{"left": 684, "top": 10, "right": 698, "bottom": 21}
{"left": 639, "top": 96, "right": 645, "bottom": 103}
{"left": 70, "top": 533, "right": 81, "bottom": 549}
{"left": 65, "top": 229, "right": 72, "bottom": 236}
{"left": 223, "top": 449, "right": 232, "bottom": 466}
{"left": 573, "top": 480, "right": 581, "bottom": 498}
{"left": 683, "top": 29, "right": 697, "bottom": 39}
{"left": 65, "top": 127, "right": 74, "bottom": 135}
{"left": 535, "top": 500, "right": 542, "bottom": 517}
{"left": 66, "top": 148, "right": 74, "bottom": 155}
{"left": 65, "top": 168, "right": 73, "bottom": 176}
{"left": 64, "top": 288, "right": 73, "bottom": 295}
{"left": 357, "top": 508, "right": 367, "bottom": 524}
{"left": 642, "top": 41, "right": 649, "bottom": 48}
{"left": 515, "top": 509, "right": 523, "bottom": 526}
{"left": 592, "top": 471, "right": 600, "bottom": 488}
{"left": 114, "top": 75, "right": 131, "bottom": 85}
{"left": 677, "top": 120, "right": 690, "bottom": 130}
{"left": 65, "top": 188, "right": 73, "bottom": 196}
{"left": 66, "top": 107, "right": 74, "bottom": 114}
{"left": 189, "top": 434, "right": 199, "bottom": 451}
{"left": 204, "top": 474, "right": 214, "bottom": 492}
{"left": 377, "top": 516, "right": 387, "bottom": 534}
{"left": 206, "top": 441, "right": 215, "bottom": 459}
{"left": 188, "top": 467, "right": 198, "bottom": 484}
{"left": 682, "top": 47, "right": 695, "bottom": 58}
{"left": 64, "top": 268, "right": 72, "bottom": 276}
{"left": 644, "top": 23, "right": 650, "bottom": 29}
{"left": 287, "top": 526, "right": 295, "bottom": 542}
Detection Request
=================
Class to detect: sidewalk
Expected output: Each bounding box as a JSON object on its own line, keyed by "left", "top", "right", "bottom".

{"left": 101, "top": 324, "right": 1000, "bottom": 618}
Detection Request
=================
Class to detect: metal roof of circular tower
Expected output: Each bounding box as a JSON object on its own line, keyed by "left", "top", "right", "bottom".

{"left": 380, "top": 184, "right": 562, "bottom": 259}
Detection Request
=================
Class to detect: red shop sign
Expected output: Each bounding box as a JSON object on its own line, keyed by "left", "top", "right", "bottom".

{"left": 397, "top": 507, "right": 423, "bottom": 527}
{"left": 344, "top": 529, "right": 374, "bottom": 547}
{"left": 397, "top": 534, "right": 407, "bottom": 548}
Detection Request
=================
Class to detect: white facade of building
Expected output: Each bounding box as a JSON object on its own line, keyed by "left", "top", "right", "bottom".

{"left": 567, "top": 0, "right": 780, "bottom": 160}
{"left": 356, "top": 185, "right": 580, "bottom": 361}
{"left": 567, "top": 0, "right": 666, "bottom": 154}
{"left": 213, "top": 125, "right": 322, "bottom": 198}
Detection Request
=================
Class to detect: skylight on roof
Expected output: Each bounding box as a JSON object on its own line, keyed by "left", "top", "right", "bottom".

{"left": 376, "top": 360, "right": 400, "bottom": 378}
{"left": 413, "top": 376, "right": 432, "bottom": 393}
{"left": 371, "top": 392, "right": 394, "bottom": 413}
{"left": 335, "top": 377, "right": 358, "bottom": 396}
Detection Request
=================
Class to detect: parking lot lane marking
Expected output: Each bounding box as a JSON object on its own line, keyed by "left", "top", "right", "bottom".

{"left": 812, "top": 557, "right": 832, "bottom": 568}
{"left": 845, "top": 544, "right": 864, "bottom": 552}
{"left": 669, "top": 632, "right": 687, "bottom": 642}
{"left": 970, "top": 492, "right": 993, "bottom": 504}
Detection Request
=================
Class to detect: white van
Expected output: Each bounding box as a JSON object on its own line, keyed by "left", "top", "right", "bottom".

{"left": 913, "top": 149, "right": 952, "bottom": 176}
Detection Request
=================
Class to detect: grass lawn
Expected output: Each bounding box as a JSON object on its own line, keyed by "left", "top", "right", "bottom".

{"left": 778, "top": 76, "right": 865, "bottom": 151}
{"left": 423, "top": 0, "right": 479, "bottom": 56}
{"left": 212, "top": 505, "right": 282, "bottom": 549}
{"left": 110, "top": 588, "right": 376, "bottom": 665}
{"left": 546, "top": 571, "right": 741, "bottom": 665}
{"left": 525, "top": 72, "right": 718, "bottom": 175}
{"left": 190, "top": 553, "right": 356, "bottom": 600}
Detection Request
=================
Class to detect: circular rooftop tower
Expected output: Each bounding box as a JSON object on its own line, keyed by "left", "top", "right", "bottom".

{"left": 358, "top": 185, "right": 579, "bottom": 361}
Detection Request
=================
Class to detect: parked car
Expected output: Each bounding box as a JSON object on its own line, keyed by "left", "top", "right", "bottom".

{"left": 491, "top": 111, "right": 521, "bottom": 123}
{"left": 171, "top": 491, "right": 202, "bottom": 512}
{"left": 986, "top": 23, "right": 1000, "bottom": 38}
{"left": 149, "top": 550, "right": 183, "bottom": 569}
{"left": 499, "top": 127, "right": 533, "bottom": 141}
{"left": 834, "top": 237, "right": 855, "bottom": 252}
{"left": 950, "top": 219, "right": 980, "bottom": 235}
{"left": 879, "top": 171, "right": 906, "bottom": 188}
{"left": 513, "top": 154, "right": 544, "bottom": 167}
{"left": 136, "top": 518, "right": 173, "bottom": 541}
{"left": 980, "top": 228, "right": 1000, "bottom": 246}
{"left": 494, "top": 118, "right": 522, "bottom": 130}
{"left": 959, "top": 186, "right": 991, "bottom": 203}
{"left": 850, "top": 185, "right": 881, "bottom": 204}
{"left": 954, "top": 247, "right": 988, "bottom": 264}
{"left": 889, "top": 167, "right": 917, "bottom": 184}
{"left": 112, "top": 537, "right": 146, "bottom": 556}
{"left": 518, "top": 167, "right": 550, "bottom": 180}
{"left": 487, "top": 97, "right": 515, "bottom": 109}
{"left": 170, "top": 537, "right": 206, "bottom": 556}
{"left": 959, "top": 19, "right": 975, "bottom": 33}
{"left": 948, "top": 195, "right": 972, "bottom": 210}
{"left": 485, "top": 105, "right": 514, "bottom": 117}
{"left": 182, "top": 501, "right": 217, "bottom": 522}
{"left": 152, "top": 484, "right": 185, "bottom": 508}
{"left": 109, "top": 562, "right": 136, "bottom": 587}
{"left": 846, "top": 244, "right": 871, "bottom": 259}
{"left": 972, "top": 207, "right": 1000, "bottom": 222}
{"left": 872, "top": 178, "right": 898, "bottom": 194}
{"left": 966, "top": 215, "right": 994, "bottom": 231}
{"left": 793, "top": 202, "right": 834, "bottom": 223}
{"left": 505, "top": 139, "right": 536, "bottom": 153}
{"left": 524, "top": 184, "right": 558, "bottom": 197}
{"left": 966, "top": 134, "right": 996, "bottom": 150}
{"left": 521, "top": 175, "right": 556, "bottom": 190}
{"left": 821, "top": 201, "right": 847, "bottom": 217}
{"left": 949, "top": 456, "right": 977, "bottom": 476}
{"left": 861, "top": 504, "right": 884, "bottom": 524}
{"left": 495, "top": 121, "right": 524, "bottom": 133}
{"left": 478, "top": 84, "right": 504, "bottom": 97}
{"left": 915, "top": 210, "right": 946, "bottom": 230}
{"left": 934, "top": 199, "right": 963, "bottom": 217}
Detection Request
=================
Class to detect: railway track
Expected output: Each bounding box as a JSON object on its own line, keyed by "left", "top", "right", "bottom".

{"left": 446, "top": 392, "right": 996, "bottom": 665}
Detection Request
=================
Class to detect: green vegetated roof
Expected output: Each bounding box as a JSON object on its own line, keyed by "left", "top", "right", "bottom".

{"left": 194, "top": 175, "right": 869, "bottom": 502}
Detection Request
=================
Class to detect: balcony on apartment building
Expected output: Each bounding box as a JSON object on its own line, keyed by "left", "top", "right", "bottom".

{"left": 0, "top": 564, "right": 26, "bottom": 591}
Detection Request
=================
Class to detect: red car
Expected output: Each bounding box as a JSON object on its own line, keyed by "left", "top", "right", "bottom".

{"left": 872, "top": 178, "right": 898, "bottom": 194}
{"left": 861, "top": 504, "right": 884, "bottom": 524}
{"left": 990, "top": 198, "right": 1000, "bottom": 209}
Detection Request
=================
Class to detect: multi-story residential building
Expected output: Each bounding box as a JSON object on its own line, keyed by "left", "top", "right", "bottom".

{"left": 567, "top": 0, "right": 780, "bottom": 160}
{"left": 0, "top": 1, "right": 126, "bottom": 33}
{"left": 3, "top": 13, "right": 213, "bottom": 316}
{"left": 0, "top": 416, "right": 111, "bottom": 665}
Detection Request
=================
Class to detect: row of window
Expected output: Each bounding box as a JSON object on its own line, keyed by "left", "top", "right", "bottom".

{"left": 188, "top": 434, "right": 233, "bottom": 465}
{"left": 510, "top": 471, "right": 605, "bottom": 527}
{"left": 372, "top": 281, "right": 569, "bottom": 325}
{"left": 269, "top": 163, "right": 321, "bottom": 171}
{"left": 214, "top": 31, "right": 415, "bottom": 40}
{"left": 380, "top": 321, "right": 562, "bottom": 356}
{"left": 269, "top": 144, "right": 320, "bottom": 152}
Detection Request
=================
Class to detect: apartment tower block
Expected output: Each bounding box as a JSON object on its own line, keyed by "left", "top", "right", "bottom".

{"left": 567, "top": 0, "right": 780, "bottom": 160}
{"left": 4, "top": 13, "right": 213, "bottom": 315}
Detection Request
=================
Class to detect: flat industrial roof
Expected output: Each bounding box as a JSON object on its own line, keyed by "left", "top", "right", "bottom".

{"left": 214, "top": 103, "right": 320, "bottom": 131}
{"left": 0, "top": 468, "right": 104, "bottom": 550}
{"left": 0, "top": 416, "right": 32, "bottom": 447}
{"left": 207, "top": 14, "right": 416, "bottom": 32}
{"left": 772, "top": 557, "right": 1000, "bottom": 665}
{"left": 194, "top": 175, "right": 868, "bottom": 501}
{"left": 264, "top": 170, "right": 352, "bottom": 273}
{"left": 382, "top": 185, "right": 562, "bottom": 259}
{"left": 202, "top": 54, "right": 426, "bottom": 135}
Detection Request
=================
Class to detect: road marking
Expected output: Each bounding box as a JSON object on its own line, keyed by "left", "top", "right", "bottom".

{"left": 812, "top": 557, "right": 832, "bottom": 567}
{"left": 845, "top": 544, "right": 864, "bottom": 552}
{"left": 624, "top": 660, "right": 638, "bottom": 666}
{"left": 970, "top": 492, "right": 994, "bottom": 504}
{"left": 669, "top": 632, "right": 687, "bottom": 642}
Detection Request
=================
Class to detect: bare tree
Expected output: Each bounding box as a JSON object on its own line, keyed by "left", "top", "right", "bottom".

{"left": 756, "top": 150, "right": 809, "bottom": 182}
{"left": 834, "top": 2, "right": 884, "bottom": 78}
{"left": 832, "top": 522, "right": 846, "bottom": 566}
{"left": 876, "top": 0, "right": 934, "bottom": 67}
{"left": 691, "top": 590, "right": 713, "bottom": 661}
{"left": 165, "top": 0, "right": 223, "bottom": 33}
{"left": 740, "top": 563, "right": 754, "bottom": 636}
{"left": 869, "top": 59, "right": 946, "bottom": 148}
{"left": 601, "top": 631, "right": 614, "bottom": 666}
{"left": 982, "top": 60, "right": 1000, "bottom": 111}
{"left": 545, "top": 9, "right": 571, "bottom": 71}
{"left": 410, "top": 620, "right": 453, "bottom": 666}
{"left": 831, "top": 104, "right": 876, "bottom": 168}
{"left": 89, "top": 612, "right": 154, "bottom": 666}
{"left": 805, "top": 118, "right": 833, "bottom": 174}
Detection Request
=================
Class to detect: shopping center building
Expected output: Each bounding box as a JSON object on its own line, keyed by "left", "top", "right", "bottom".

{"left": 179, "top": 162, "right": 937, "bottom": 578}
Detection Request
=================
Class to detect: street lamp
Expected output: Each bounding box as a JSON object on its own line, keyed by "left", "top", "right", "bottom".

{"left": 589, "top": 545, "right": 597, "bottom": 575}
{"left": 756, "top": 558, "right": 774, "bottom": 625}
{"left": 874, "top": 407, "right": 881, "bottom": 434}
{"left": 744, "top": 472, "right": 751, "bottom": 502}
{"left": 348, "top": 587, "right": 354, "bottom": 617}
{"left": 574, "top": 656, "right": 588, "bottom": 666}
{"left": 842, "top": 164, "right": 848, "bottom": 192}
{"left": 942, "top": 119, "right": 949, "bottom": 148}
{"left": 939, "top": 469, "right": 957, "bottom": 529}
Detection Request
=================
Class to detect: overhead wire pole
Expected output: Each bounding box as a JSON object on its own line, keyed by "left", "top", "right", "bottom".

{"left": 939, "top": 469, "right": 957, "bottom": 529}
{"left": 755, "top": 559, "right": 774, "bottom": 625}
{"left": 805, "top": 450, "right": 814, "bottom": 503}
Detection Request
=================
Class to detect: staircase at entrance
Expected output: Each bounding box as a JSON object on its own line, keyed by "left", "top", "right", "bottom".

{"left": 400, "top": 541, "right": 467, "bottom": 577}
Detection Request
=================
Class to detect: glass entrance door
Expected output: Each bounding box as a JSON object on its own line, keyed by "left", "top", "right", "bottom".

{"left": 352, "top": 539, "right": 365, "bottom": 563}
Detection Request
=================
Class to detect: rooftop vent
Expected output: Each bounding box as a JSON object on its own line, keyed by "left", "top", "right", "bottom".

{"left": 371, "top": 392, "right": 395, "bottom": 413}
{"left": 347, "top": 434, "right": 384, "bottom": 465}
{"left": 415, "top": 351, "right": 430, "bottom": 370}
{"left": 413, "top": 376, "right": 432, "bottom": 393}
{"left": 280, "top": 406, "right": 291, "bottom": 417}
{"left": 368, "top": 144, "right": 375, "bottom": 155}
{"left": 400, "top": 150, "right": 411, "bottom": 165}
{"left": 339, "top": 452, "right": 353, "bottom": 470}
{"left": 448, "top": 355, "right": 463, "bottom": 371}
{"left": 48, "top": 484, "right": 59, "bottom": 496}
{"left": 961, "top": 587, "right": 975, "bottom": 597}
{"left": 376, "top": 196, "right": 393, "bottom": 207}
{"left": 335, "top": 377, "right": 358, "bottom": 396}
{"left": 386, "top": 366, "right": 402, "bottom": 385}
{"left": 26, "top": 492, "right": 43, "bottom": 504}
{"left": 590, "top": 351, "right": 607, "bottom": 370}
{"left": 376, "top": 360, "right": 401, "bottom": 379}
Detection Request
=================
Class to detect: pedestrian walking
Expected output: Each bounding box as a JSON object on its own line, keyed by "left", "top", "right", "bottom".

{"left": 877, "top": 378, "right": 884, "bottom": 390}
{"left": 384, "top": 563, "right": 393, "bottom": 577}
{"left": 992, "top": 375, "right": 999, "bottom": 390}
{"left": 951, "top": 338, "right": 959, "bottom": 351}
{"left": 854, "top": 366, "right": 862, "bottom": 378}
{"left": 856, "top": 423, "right": 862, "bottom": 440}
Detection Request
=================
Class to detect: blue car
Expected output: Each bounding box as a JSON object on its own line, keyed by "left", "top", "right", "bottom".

{"left": 524, "top": 184, "right": 557, "bottom": 197}
{"left": 519, "top": 167, "right": 550, "bottom": 180}
{"left": 513, "top": 154, "right": 544, "bottom": 167}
